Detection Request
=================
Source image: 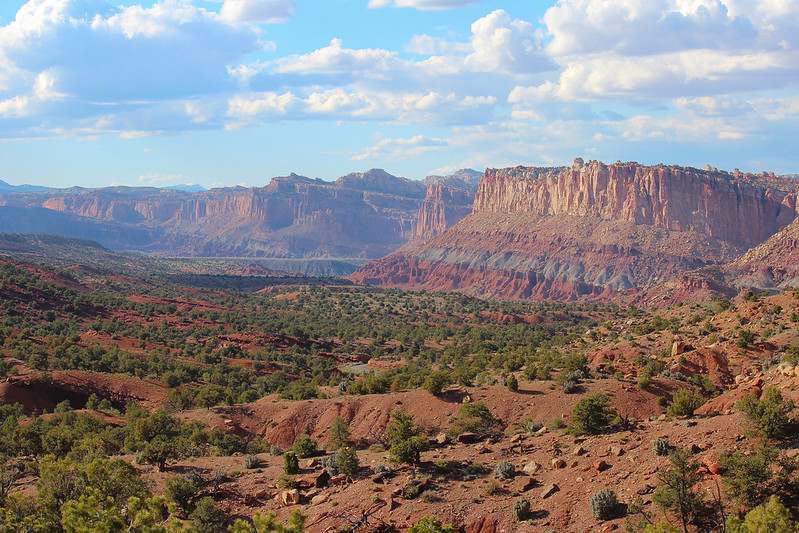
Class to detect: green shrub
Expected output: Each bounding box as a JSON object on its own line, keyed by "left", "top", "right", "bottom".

{"left": 652, "top": 438, "right": 670, "bottom": 457}
{"left": 590, "top": 488, "right": 619, "bottom": 520}
{"left": 506, "top": 373, "right": 518, "bottom": 392}
{"left": 513, "top": 498, "right": 531, "bottom": 521}
{"left": 726, "top": 495, "right": 796, "bottom": 533}
{"left": 328, "top": 416, "right": 350, "bottom": 450}
{"left": 446, "top": 401, "right": 503, "bottom": 439}
{"left": 387, "top": 410, "right": 429, "bottom": 465}
{"left": 283, "top": 452, "right": 299, "bottom": 475}
{"left": 407, "top": 516, "right": 456, "bottom": 533}
{"left": 293, "top": 434, "right": 318, "bottom": 458}
{"left": 570, "top": 393, "right": 615, "bottom": 435}
{"left": 165, "top": 475, "right": 201, "bottom": 515}
{"left": 737, "top": 386, "right": 794, "bottom": 440}
{"left": 667, "top": 388, "right": 705, "bottom": 417}
{"left": 423, "top": 370, "right": 450, "bottom": 396}
{"left": 495, "top": 460, "right": 515, "bottom": 479}
{"left": 737, "top": 329, "right": 756, "bottom": 348}
{"left": 243, "top": 455, "right": 261, "bottom": 469}
{"left": 336, "top": 446, "right": 359, "bottom": 477}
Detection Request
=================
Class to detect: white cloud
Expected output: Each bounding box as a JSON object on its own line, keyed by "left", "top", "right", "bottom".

{"left": 543, "top": 0, "right": 759, "bottom": 57}
{"left": 368, "top": 0, "right": 484, "bottom": 10}
{"left": 219, "top": 0, "right": 295, "bottom": 24}
{"left": 273, "top": 38, "right": 401, "bottom": 76}
{"left": 465, "top": 10, "right": 552, "bottom": 74}
{"left": 0, "top": 95, "right": 29, "bottom": 117}
{"left": 353, "top": 135, "right": 447, "bottom": 161}
{"left": 0, "top": 0, "right": 260, "bottom": 104}
{"left": 405, "top": 34, "right": 470, "bottom": 55}
{"left": 227, "top": 88, "right": 496, "bottom": 125}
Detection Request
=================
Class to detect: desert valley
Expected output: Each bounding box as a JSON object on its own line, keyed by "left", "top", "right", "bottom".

{"left": 1, "top": 160, "right": 799, "bottom": 532}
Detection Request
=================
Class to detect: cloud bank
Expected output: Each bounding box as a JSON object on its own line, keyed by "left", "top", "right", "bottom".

{"left": 0, "top": 0, "right": 796, "bottom": 173}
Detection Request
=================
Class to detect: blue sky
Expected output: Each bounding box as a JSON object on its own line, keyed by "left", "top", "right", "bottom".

{"left": 0, "top": 0, "right": 797, "bottom": 189}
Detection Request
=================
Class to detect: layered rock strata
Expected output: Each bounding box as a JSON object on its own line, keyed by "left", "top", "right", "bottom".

{"left": 0, "top": 169, "right": 476, "bottom": 259}
{"left": 350, "top": 160, "right": 798, "bottom": 300}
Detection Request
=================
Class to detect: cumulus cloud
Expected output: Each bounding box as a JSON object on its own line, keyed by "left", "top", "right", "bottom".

{"left": 543, "top": 0, "right": 758, "bottom": 56}
{"left": 465, "top": 10, "right": 552, "bottom": 74}
{"left": 535, "top": 0, "right": 799, "bottom": 103}
{"left": 0, "top": 0, "right": 260, "bottom": 110}
{"left": 368, "top": 0, "right": 484, "bottom": 10}
{"left": 273, "top": 38, "right": 401, "bottom": 76}
{"left": 218, "top": 0, "right": 296, "bottom": 23}
{"left": 227, "top": 88, "right": 496, "bottom": 125}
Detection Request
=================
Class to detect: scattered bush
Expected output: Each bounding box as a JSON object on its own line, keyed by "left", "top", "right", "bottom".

{"left": 506, "top": 373, "right": 518, "bottom": 392}
{"left": 726, "top": 495, "right": 796, "bottom": 533}
{"left": 292, "top": 434, "right": 318, "bottom": 459}
{"left": 387, "top": 410, "right": 429, "bottom": 465}
{"left": 590, "top": 488, "right": 619, "bottom": 520}
{"left": 570, "top": 393, "right": 615, "bottom": 435}
{"left": 269, "top": 444, "right": 283, "bottom": 456}
{"left": 323, "top": 455, "right": 339, "bottom": 476}
{"left": 446, "top": 401, "right": 503, "bottom": 439}
{"left": 562, "top": 378, "right": 579, "bottom": 394}
{"left": 652, "top": 438, "right": 670, "bottom": 457}
{"left": 284, "top": 452, "right": 299, "bottom": 475}
{"left": 513, "top": 498, "right": 531, "bottom": 521}
{"left": 423, "top": 370, "right": 450, "bottom": 396}
{"left": 407, "top": 516, "right": 456, "bottom": 533}
{"left": 328, "top": 416, "right": 350, "bottom": 450}
{"left": 243, "top": 455, "right": 261, "bottom": 469}
{"left": 737, "top": 386, "right": 794, "bottom": 440}
{"left": 336, "top": 446, "right": 359, "bottom": 477}
{"left": 737, "top": 329, "right": 757, "bottom": 348}
{"left": 667, "top": 388, "right": 705, "bottom": 417}
{"left": 495, "top": 460, "right": 515, "bottom": 480}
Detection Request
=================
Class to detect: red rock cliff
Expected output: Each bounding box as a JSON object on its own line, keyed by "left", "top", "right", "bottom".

{"left": 414, "top": 184, "right": 474, "bottom": 240}
{"left": 350, "top": 160, "right": 799, "bottom": 301}
{"left": 474, "top": 161, "right": 797, "bottom": 247}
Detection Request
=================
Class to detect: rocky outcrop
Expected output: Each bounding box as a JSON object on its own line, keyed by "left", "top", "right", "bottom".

{"left": 727, "top": 216, "right": 799, "bottom": 290}
{"left": 350, "top": 160, "right": 799, "bottom": 301}
{"left": 0, "top": 169, "right": 477, "bottom": 260}
{"left": 474, "top": 160, "right": 797, "bottom": 247}
{"left": 414, "top": 184, "right": 475, "bottom": 239}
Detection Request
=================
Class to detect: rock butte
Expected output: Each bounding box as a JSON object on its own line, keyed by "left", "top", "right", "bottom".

{"left": 350, "top": 159, "right": 799, "bottom": 301}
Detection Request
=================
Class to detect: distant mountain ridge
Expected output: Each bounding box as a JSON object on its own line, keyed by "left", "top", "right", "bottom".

{"left": 0, "top": 169, "right": 479, "bottom": 268}
{"left": 0, "top": 179, "right": 52, "bottom": 193}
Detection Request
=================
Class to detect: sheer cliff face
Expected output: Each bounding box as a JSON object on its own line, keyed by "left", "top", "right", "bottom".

{"left": 0, "top": 172, "right": 474, "bottom": 259}
{"left": 350, "top": 161, "right": 799, "bottom": 301}
{"left": 414, "top": 184, "right": 474, "bottom": 240}
{"left": 474, "top": 161, "right": 797, "bottom": 247}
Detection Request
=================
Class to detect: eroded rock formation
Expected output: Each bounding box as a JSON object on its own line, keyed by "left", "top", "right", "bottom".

{"left": 350, "top": 160, "right": 799, "bottom": 300}
{"left": 0, "top": 169, "right": 476, "bottom": 260}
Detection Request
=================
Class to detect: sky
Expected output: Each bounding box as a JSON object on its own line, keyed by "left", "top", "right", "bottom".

{"left": 0, "top": 0, "right": 797, "bottom": 189}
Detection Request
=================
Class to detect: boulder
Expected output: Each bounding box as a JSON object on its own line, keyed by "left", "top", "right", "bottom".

{"left": 541, "top": 483, "right": 559, "bottom": 498}
{"left": 522, "top": 460, "right": 541, "bottom": 475}
{"left": 280, "top": 489, "right": 300, "bottom": 506}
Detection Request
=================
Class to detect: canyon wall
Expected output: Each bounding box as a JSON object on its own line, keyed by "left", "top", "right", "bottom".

{"left": 351, "top": 160, "right": 799, "bottom": 300}
{"left": 474, "top": 160, "right": 797, "bottom": 247}
{"left": 0, "top": 169, "right": 476, "bottom": 262}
